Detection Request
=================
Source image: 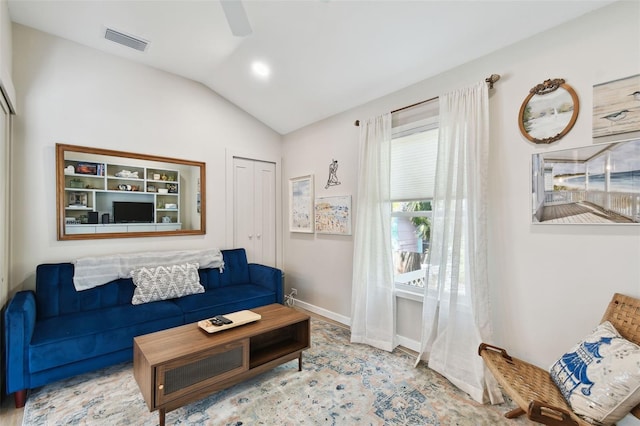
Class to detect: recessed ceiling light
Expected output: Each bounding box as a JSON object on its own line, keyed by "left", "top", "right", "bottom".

{"left": 251, "top": 61, "right": 270, "bottom": 79}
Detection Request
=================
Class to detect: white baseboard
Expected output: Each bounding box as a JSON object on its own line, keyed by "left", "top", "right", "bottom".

{"left": 291, "top": 298, "right": 420, "bottom": 353}
{"left": 292, "top": 298, "right": 351, "bottom": 326}
{"left": 396, "top": 335, "right": 421, "bottom": 353}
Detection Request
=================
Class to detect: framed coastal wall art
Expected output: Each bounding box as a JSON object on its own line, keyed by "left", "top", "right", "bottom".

{"left": 289, "top": 174, "right": 314, "bottom": 233}
{"left": 519, "top": 78, "right": 579, "bottom": 144}
{"left": 593, "top": 74, "right": 640, "bottom": 138}
{"left": 531, "top": 138, "right": 640, "bottom": 225}
{"left": 314, "top": 195, "right": 352, "bottom": 235}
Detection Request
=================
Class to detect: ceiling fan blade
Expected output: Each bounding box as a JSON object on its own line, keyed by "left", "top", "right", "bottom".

{"left": 220, "top": 0, "right": 252, "bottom": 37}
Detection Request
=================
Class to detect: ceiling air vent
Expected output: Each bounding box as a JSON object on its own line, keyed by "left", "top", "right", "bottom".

{"left": 104, "top": 28, "right": 148, "bottom": 52}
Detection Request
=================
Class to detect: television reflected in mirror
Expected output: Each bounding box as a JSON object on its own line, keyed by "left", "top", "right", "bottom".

{"left": 531, "top": 138, "right": 640, "bottom": 224}
{"left": 113, "top": 201, "right": 154, "bottom": 224}
{"left": 57, "top": 143, "right": 206, "bottom": 240}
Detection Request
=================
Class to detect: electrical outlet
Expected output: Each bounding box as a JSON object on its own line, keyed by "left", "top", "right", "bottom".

{"left": 291, "top": 288, "right": 298, "bottom": 296}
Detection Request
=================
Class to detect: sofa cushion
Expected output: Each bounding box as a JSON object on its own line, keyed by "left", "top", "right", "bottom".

{"left": 29, "top": 302, "right": 183, "bottom": 373}
{"left": 131, "top": 262, "right": 204, "bottom": 305}
{"left": 206, "top": 248, "right": 250, "bottom": 288}
{"left": 36, "top": 263, "right": 136, "bottom": 319}
{"left": 549, "top": 321, "right": 640, "bottom": 425}
{"left": 172, "top": 284, "right": 277, "bottom": 323}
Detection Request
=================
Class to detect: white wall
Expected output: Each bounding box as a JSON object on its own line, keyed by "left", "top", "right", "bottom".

{"left": 283, "top": 1, "right": 640, "bottom": 366}
{"left": 0, "top": 0, "right": 15, "bottom": 109}
{"left": 10, "top": 24, "right": 282, "bottom": 291}
{"left": 0, "top": 0, "right": 13, "bottom": 313}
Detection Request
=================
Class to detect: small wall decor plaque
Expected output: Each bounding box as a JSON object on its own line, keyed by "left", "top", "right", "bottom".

{"left": 519, "top": 78, "right": 579, "bottom": 144}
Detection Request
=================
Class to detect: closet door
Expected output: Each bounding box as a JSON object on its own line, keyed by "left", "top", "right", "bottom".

{"left": 233, "top": 158, "right": 276, "bottom": 266}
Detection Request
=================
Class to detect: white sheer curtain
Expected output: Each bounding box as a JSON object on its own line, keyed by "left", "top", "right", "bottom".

{"left": 416, "top": 81, "right": 502, "bottom": 404}
{"left": 350, "top": 113, "right": 396, "bottom": 352}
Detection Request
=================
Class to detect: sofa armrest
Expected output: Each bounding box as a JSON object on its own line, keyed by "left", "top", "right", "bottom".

{"left": 248, "top": 264, "right": 283, "bottom": 304}
{"left": 4, "top": 290, "right": 37, "bottom": 393}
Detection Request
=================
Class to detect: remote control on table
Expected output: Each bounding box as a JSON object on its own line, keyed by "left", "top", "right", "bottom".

{"left": 214, "top": 315, "right": 233, "bottom": 325}
{"left": 209, "top": 318, "right": 224, "bottom": 326}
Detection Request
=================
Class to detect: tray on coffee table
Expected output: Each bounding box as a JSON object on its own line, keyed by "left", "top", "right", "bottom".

{"left": 197, "top": 309, "right": 262, "bottom": 333}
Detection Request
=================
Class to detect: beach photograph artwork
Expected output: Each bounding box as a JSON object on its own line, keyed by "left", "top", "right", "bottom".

{"left": 314, "top": 195, "right": 352, "bottom": 235}
{"left": 593, "top": 74, "right": 640, "bottom": 138}
{"left": 289, "top": 175, "right": 314, "bottom": 233}
{"left": 531, "top": 139, "right": 640, "bottom": 224}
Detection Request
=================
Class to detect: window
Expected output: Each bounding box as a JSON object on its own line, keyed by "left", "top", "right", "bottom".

{"left": 390, "top": 100, "right": 439, "bottom": 292}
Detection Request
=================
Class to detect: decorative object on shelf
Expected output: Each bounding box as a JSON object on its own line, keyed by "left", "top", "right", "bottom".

{"left": 64, "top": 165, "right": 75, "bottom": 174}
{"left": 197, "top": 178, "right": 201, "bottom": 214}
{"left": 324, "top": 159, "right": 341, "bottom": 189}
{"left": 167, "top": 184, "right": 178, "bottom": 193}
{"left": 146, "top": 185, "right": 156, "bottom": 192}
{"left": 69, "top": 179, "right": 84, "bottom": 188}
{"left": 68, "top": 192, "right": 88, "bottom": 207}
{"left": 314, "top": 195, "right": 352, "bottom": 235}
{"left": 519, "top": 78, "right": 579, "bottom": 144}
{"left": 165, "top": 203, "right": 177, "bottom": 209}
{"left": 153, "top": 173, "right": 161, "bottom": 180}
{"left": 162, "top": 216, "right": 172, "bottom": 223}
{"left": 75, "top": 162, "right": 99, "bottom": 175}
{"left": 116, "top": 184, "right": 139, "bottom": 191}
{"left": 158, "top": 188, "right": 169, "bottom": 194}
{"left": 114, "top": 170, "right": 139, "bottom": 179}
{"left": 531, "top": 138, "right": 640, "bottom": 225}
{"left": 161, "top": 174, "right": 168, "bottom": 181}
{"left": 289, "top": 174, "right": 314, "bottom": 233}
{"left": 593, "top": 74, "right": 640, "bottom": 139}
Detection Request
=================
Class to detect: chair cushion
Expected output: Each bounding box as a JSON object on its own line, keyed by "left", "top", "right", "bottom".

{"left": 549, "top": 321, "right": 640, "bottom": 425}
{"left": 131, "top": 262, "right": 204, "bottom": 305}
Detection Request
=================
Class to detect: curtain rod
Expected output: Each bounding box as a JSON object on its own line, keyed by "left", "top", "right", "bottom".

{"left": 353, "top": 74, "right": 500, "bottom": 126}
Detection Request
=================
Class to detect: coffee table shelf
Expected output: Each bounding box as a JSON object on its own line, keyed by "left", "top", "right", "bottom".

{"left": 251, "top": 339, "right": 306, "bottom": 368}
{"left": 133, "top": 304, "right": 310, "bottom": 426}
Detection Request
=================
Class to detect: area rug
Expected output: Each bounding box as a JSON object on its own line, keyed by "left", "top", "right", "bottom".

{"left": 22, "top": 318, "right": 533, "bottom": 425}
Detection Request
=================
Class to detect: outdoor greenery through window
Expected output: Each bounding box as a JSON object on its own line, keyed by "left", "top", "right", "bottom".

{"left": 390, "top": 100, "right": 439, "bottom": 291}
{"left": 391, "top": 200, "right": 432, "bottom": 289}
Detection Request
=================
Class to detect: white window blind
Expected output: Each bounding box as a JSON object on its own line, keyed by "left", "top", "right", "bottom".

{"left": 390, "top": 127, "right": 439, "bottom": 201}
{"left": 390, "top": 98, "right": 439, "bottom": 201}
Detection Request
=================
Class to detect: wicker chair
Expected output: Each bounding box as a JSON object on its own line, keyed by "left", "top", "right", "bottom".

{"left": 479, "top": 293, "right": 640, "bottom": 426}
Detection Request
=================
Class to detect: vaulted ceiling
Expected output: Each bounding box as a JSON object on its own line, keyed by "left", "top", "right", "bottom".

{"left": 8, "top": 0, "right": 614, "bottom": 134}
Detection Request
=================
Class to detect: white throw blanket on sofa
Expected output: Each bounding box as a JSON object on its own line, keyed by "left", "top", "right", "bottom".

{"left": 72, "top": 248, "right": 224, "bottom": 291}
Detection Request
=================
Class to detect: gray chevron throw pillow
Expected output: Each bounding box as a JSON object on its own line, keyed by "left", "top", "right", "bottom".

{"left": 131, "top": 262, "right": 204, "bottom": 305}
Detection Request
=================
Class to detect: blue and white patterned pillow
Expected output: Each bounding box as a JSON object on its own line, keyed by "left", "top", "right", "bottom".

{"left": 131, "top": 262, "right": 204, "bottom": 305}
{"left": 550, "top": 321, "right": 640, "bottom": 425}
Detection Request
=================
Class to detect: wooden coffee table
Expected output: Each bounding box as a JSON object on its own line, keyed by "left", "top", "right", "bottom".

{"left": 133, "top": 304, "right": 310, "bottom": 426}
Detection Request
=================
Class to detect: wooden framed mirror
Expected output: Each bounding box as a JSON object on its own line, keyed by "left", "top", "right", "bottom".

{"left": 519, "top": 78, "right": 579, "bottom": 144}
{"left": 56, "top": 143, "right": 206, "bottom": 240}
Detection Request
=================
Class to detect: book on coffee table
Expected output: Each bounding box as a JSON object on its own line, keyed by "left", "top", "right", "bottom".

{"left": 198, "top": 309, "right": 262, "bottom": 333}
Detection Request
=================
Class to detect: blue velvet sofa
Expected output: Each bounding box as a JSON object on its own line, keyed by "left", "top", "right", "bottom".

{"left": 4, "top": 248, "right": 283, "bottom": 407}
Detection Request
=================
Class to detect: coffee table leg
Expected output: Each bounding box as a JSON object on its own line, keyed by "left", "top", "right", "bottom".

{"left": 159, "top": 408, "right": 166, "bottom": 426}
{"left": 298, "top": 353, "right": 303, "bottom": 371}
